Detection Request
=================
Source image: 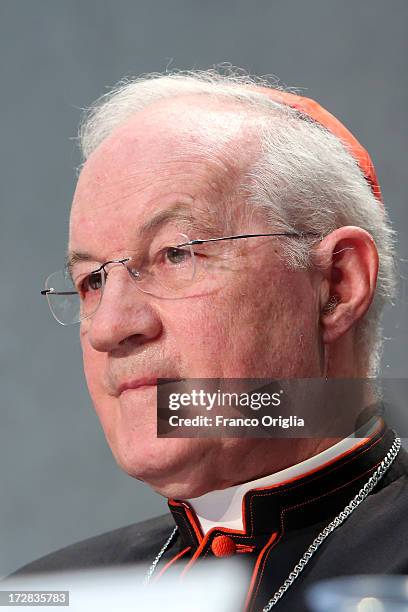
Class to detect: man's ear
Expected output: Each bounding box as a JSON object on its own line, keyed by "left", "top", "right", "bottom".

{"left": 314, "top": 226, "right": 379, "bottom": 344}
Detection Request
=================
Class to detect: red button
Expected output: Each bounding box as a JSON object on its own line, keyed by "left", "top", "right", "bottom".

{"left": 211, "top": 535, "right": 237, "bottom": 558}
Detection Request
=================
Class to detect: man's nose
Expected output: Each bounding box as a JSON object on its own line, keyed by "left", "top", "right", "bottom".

{"left": 85, "top": 268, "right": 163, "bottom": 353}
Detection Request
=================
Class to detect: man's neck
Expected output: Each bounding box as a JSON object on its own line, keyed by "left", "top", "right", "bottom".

{"left": 185, "top": 433, "right": 375, "bottom": 534}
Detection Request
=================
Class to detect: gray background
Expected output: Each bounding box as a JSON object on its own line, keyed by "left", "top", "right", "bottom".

{"left": 0, "top": 0, "right": 407, "bottom": 578}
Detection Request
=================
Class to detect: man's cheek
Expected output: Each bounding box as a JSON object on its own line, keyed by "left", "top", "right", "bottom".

{"left": 82, "top": 349, "right": 117, "bottom": 444}
{"left": 166, "top": 301, "right": 227, "bottom": 348}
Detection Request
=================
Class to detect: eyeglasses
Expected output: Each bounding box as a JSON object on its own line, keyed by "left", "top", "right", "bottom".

{"left": 40, "top": 231, "right": 319, "bottom": 325}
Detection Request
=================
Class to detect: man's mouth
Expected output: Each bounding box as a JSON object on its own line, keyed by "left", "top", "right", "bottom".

{"left": 117, "top": 377, "right": 182, "bottom": 396}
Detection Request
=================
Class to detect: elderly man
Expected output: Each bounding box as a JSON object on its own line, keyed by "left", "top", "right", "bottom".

{"left": 16, "top": 70, "right": 408, "bottom": 610}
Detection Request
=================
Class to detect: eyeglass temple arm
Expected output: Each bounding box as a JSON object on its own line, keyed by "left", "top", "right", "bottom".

{"left": 41, "top": 290, "right": 77, "bottom": 296}
{"left": 177, "top": 232, "right": 320, "bottom": 247}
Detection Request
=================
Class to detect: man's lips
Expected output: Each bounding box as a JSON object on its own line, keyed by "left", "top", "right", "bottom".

{"left": 118, "top": 377, "right": 158, "bottom": 395}
{"left": 117, "top": 377, "right": 182, "bottom": 396}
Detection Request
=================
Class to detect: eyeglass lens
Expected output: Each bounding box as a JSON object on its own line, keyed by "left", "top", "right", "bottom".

{"left": 44, "top": 233, "right": 195, "bottom": 325}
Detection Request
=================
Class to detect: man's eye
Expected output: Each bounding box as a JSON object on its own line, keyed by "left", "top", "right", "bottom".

{"left": 164, "top": 247, "right": 190, "bottom": 265}
{"left": 80, "top": 271, "right": 103, "bottom": 293}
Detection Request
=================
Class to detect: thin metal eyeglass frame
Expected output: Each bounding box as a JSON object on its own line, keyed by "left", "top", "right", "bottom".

{"left": 40, "top": 231, "right": 320, "bottom": 324}
{"left": 40, "top": 232, "right": 320, "bottom": 299}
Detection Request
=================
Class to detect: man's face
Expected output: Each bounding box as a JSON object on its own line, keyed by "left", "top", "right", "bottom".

{"left": 68, "top": 99, "right": 323, "bottom": 497}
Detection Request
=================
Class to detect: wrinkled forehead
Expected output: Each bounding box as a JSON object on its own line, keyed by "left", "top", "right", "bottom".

{"left": 69, "top": 98, "right": 258, "bottom": 245}
{"left": 68, "top": 105, "right": 262, "bottom": 270}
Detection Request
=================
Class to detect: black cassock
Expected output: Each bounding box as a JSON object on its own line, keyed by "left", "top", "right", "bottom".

{"left": 12, "top": 425, "right": 408, "bottom": 611}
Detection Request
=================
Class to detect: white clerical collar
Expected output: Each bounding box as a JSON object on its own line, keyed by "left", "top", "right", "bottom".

{"left": 187, "top": 435, "right": 374, "bottom": 535}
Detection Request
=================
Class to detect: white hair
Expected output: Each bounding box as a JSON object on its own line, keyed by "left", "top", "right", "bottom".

{"left": 78, "top": 68, "right": 397, "bottom": 375}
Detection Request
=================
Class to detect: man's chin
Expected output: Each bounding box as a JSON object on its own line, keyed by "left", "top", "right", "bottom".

{"left": 111, "top": 436, "right": 217, "bottom": 499}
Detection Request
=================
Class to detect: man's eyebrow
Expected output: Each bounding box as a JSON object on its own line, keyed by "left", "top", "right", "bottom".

{"left": 65, "top": 251, "right": 96, "bottom": 280}
{"left": 139, "top": 202, "right": 216, "bottom": 235}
